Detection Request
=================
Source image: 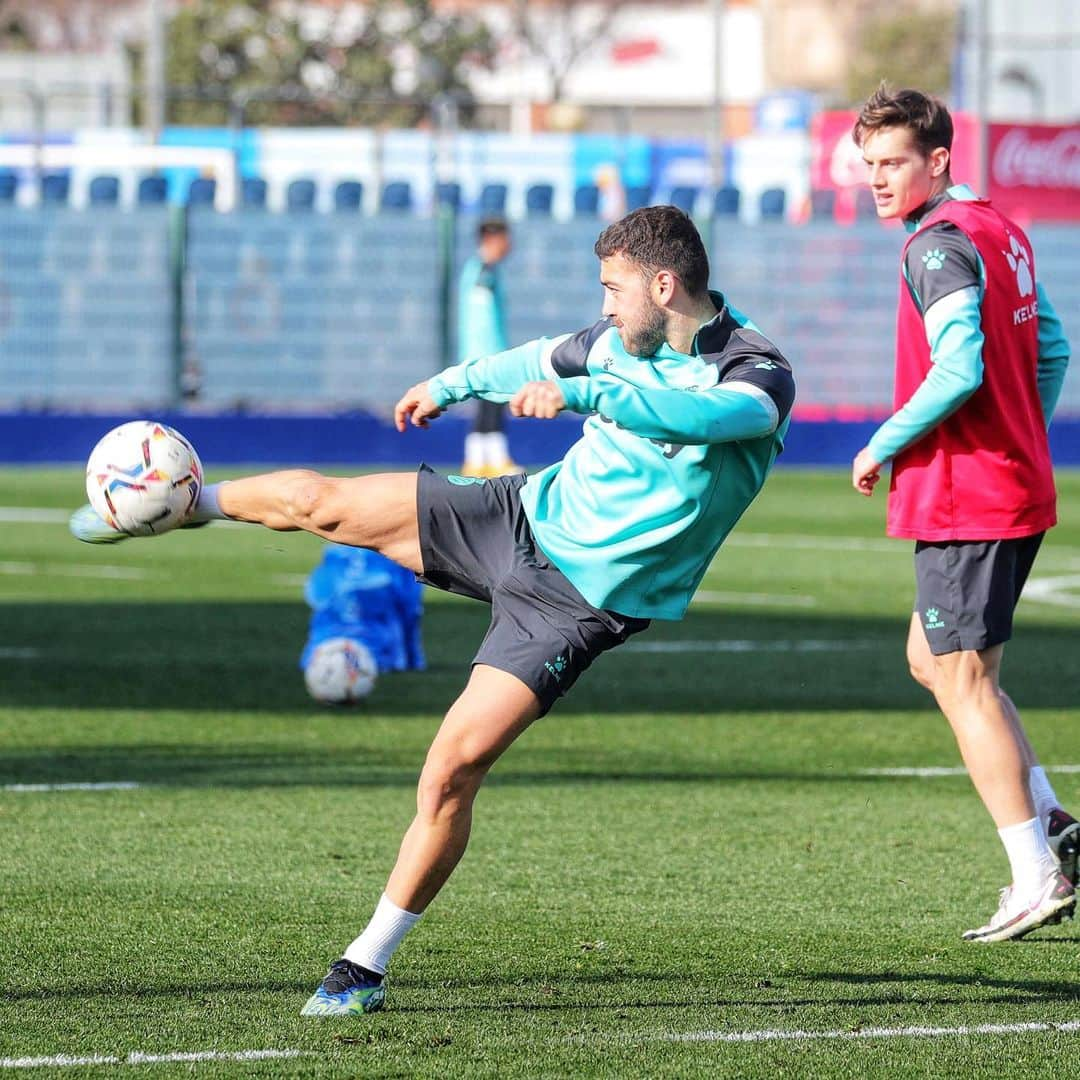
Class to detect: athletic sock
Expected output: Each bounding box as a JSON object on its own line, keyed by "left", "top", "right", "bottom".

{"left": 1029, "top": 766, "right": 1061, "bottom": 824}
{"left": 343, "top": 893, "right": 422, "bottom": 976}
{"left": 998, "top": 816, "right": 1058, "bottom": 899}
{"left": 189, "top": 482, "right": 231, "bottom": 522}
{"left": 463, "top": 433, "right": 485, "bottom": 471}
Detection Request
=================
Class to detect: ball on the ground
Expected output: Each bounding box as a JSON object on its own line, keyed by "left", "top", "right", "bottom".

{"left": 85, "top": 420, "right": 202, "bottom": 536}
{"left": 304, "top": 637, "right": 378, "bottom": 704}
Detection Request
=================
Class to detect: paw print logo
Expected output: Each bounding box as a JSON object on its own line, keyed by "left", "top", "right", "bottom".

{"left": 925, "top": 607, "right": 939, "bottom": 623}
{"left": 922, "top": 248, "right": 947, "bottom": 271}
{"left": 1004, "top": 234, "right": 1034, "bottom": 298}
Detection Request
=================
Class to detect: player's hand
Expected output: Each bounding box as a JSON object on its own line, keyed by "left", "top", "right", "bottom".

{"left": 510, "top": 381, "right": 566, "bottom": 420}
{"left": 852, "top": 447, "right": 882, "bottom": 496}
{"left": 394, "top": 382, "right": 443, "bottom": 431}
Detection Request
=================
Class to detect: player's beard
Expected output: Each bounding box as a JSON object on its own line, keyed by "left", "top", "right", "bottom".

{"left": 620, "top": 298, "right": 667, "bottom": 357}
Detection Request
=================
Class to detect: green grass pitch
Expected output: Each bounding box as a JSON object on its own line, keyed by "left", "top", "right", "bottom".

{"left": 2, "top": 466, "right": 1079, "bottom": 1077}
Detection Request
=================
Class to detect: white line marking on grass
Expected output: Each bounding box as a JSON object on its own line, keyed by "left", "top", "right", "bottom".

{"left": 861, "top": 765, "right": 1080, "bottom": 778}
{"left": 0, "top": 1049, "right": 310, "bottom": 1070}
{"left": 0, "top": 647, "right": 38, "bottom": 659}
{"left": 624, "top": 639, "right": 874, "bottom": 654}
{"left": 729, "top": 532, "right": 905, "bottom": 554}
{"left": 667, "top": 1019, "right": 1080, "bottom": 1044}
{"left": 270, "top": 573, "right": 311, "bottom": 588}
{"left": 693, "top": 590, "right": 817, "bottom": 607}
{"left": 1023, "top": 575, "right": 1080, "bottom": 608}
{"left": 0, "top": 508, "right": 69, "bottom": 524}
{"left": 0, "top": 561, "right": 148, "bottom": 580}
{"left": 2, "top": 782, "right": 141, "bottom": 792}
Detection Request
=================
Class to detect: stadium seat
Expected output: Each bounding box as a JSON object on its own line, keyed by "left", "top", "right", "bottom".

{"left": 40, "top": 173, "right": 70, "bottom": 205}
{"left": 188, "top": 176, "right": 217, "bottom": 208}
{"left": 478, "top": 183, "right": 507, "bottom": 214}
{"left": 137, "top": 175, "right": 167, "bottom": 205}
{"left": 435, "top": 181, "right": 462, "bottom": 210}
{"left": 525, "top": 183, "right": 554, "bottom": 217}
{"left": 286, "top": 178, "right": 317, "bottom": 212}
{"left": 574, "top": 184, "right": 600, "bottom": 216}
{"left": 0, "top": 170, "right": 15, "bottom": 202}
{"left": 381, "top": 181, "right": 413, "bottom": 212}
{"left": 88, "top": 175, "right": 120, "bottom": 206}
{"left": 810, "top": 189, "right": 837, "bottom": 218}
{"left": 333, "top": 180, "right": 363, "bottom": 211}
{"left": 759, "top": 187, "right": 786, "bottom": 220}
{"left": 854, "top": 187, "right": 879, "bottom": 218}
{"left": 241, "top": 177, "right": 268, "bottom": 208}
{"left": 625, "top": 185, "right": 652, "bottom": 211}
{"left": 713, "top": 185, "right": 741, "bottom": 217}
{"left": 669, "top": 186, "right": 698, "bottom": 214}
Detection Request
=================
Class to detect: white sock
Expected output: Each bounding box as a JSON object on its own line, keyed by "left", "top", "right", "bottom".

{"left": 190, "top": 481, "right": 231, "bottom": 522}
{"left": 342, "top": 893, "right": 422, "bottom": 975}
{"left": 484, "top": 431, "right": 510, "bottom": 466}
{"left": 464, "top": 432, "right": 485, "bottom": 468}
{"left": 1029, "top": 766, "right": 1061, "bottom": 823}
{"left": 998, "top": 816, "right": 1058, "bottom": 898}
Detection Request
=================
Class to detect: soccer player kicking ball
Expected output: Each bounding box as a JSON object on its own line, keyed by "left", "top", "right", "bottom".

{"left": 71, "top": 206, "right": 795, "bottom": 1014}
{"left": 851, "top": 86, "right": 1077, "bottom": 942}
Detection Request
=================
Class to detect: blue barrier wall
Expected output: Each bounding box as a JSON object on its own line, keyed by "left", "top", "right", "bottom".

{"left": 9, "top": 411, "right": 1080, "bottom": 468}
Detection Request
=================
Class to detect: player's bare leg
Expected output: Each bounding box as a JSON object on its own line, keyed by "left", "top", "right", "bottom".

{"left": 218, "top": 470, "right": 422, "bottom": 570}
{"left": 302, "top": 665, "right": 542, "bottom": 1016}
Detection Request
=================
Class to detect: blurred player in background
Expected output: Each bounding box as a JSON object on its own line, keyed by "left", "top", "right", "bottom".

{"left": 72, "top": 205, "right": 795, "bottom": 1016}
{"left": 851, "top": 85, "right": 1076, "bottom": 942}
{"left": 458, "top": 217, "right": 520, "bottom": 477}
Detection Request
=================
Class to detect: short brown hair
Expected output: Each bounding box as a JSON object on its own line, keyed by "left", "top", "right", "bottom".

{"left": 853, "top": 84, "right": 953, "bottom": 158}
{"left": 594, "top": 205, "right": 710, "bottom": 298}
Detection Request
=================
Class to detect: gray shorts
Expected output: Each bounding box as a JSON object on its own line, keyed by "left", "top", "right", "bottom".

{"left": 913, "top": 534, "right": 1044, "bottom": 655}
{"left": 415, "top": 465, "right": 649, "bottom": 715}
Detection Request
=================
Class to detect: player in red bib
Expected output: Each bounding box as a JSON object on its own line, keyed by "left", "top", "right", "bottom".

{"left": 851, "top": 86, "right": 1075, "bottom": 942}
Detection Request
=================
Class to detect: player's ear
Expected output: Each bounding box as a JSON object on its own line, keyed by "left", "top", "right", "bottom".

{"left": 652, "top": 269, "right": 677, "bottom": 305}
{"left": 929, "top": 146, "right": 950, "bottom": 180}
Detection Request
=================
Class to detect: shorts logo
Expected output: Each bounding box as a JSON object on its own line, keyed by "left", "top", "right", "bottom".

{"left": 924, "top": 606, "right": 945, "bottom": 631}
{"left": 544, "top": 654, "right": 568, "bottom": 680}
{"left": 448, "top": 475, "right": 487, "bottom": 486}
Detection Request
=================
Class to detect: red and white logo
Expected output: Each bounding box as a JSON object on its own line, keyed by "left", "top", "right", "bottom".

{"left": 991, "top": 128, "right": 1080, "bottom": 190}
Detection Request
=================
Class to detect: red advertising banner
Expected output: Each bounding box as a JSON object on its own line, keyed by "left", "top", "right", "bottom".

{"left": 988, "top": 123, "right": 1080, "bottom": 223}
{"left": 809, "top": 110, "right": 978, "bottom": 224}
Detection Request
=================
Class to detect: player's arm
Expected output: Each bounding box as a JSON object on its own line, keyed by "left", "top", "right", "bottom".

{"left": 1035, "top": 279, "right": 1070, "bottom": 426}
{"left": 857, "top": 227, "right": 984, "bottom": 482}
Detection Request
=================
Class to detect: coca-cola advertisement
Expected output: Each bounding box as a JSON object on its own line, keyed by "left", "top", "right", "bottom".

{"left": 988, "top": 123, "right": 1080, "bottom": 222}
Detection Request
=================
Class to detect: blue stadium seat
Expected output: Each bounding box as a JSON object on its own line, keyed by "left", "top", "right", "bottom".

{"left": 713, "top": 185, "right": 740, "bottom": 217}
{"left": 0, "top": 170, "right": 15, "bottom": 202}
{"left": 241, "top": 177, "right": 268, "bottom": 208}
{"left": 810, "top": 189, "right": 837, "bottom": 218}
{"left": 188, "top": 176, "right": 217, "bottom": 208}
{"left": 137, "top": 175, "right": 167, "bottom": 205}
{"left": 854, "top": 186, "right": 878, "bottom": 218}
{"left": 287, "top": 178, "right": 317, "bottom": 212}
{"left": 88, "top": 175, "right": 120, "bottom": 205}
{"left": 435, "top": 181, "right": 461, "bottom": 210}
{"left": 669, "top": 186, "right": 698, "bottom": 214}
{"left": 333, "top": 180, "right": 363, "bottom": 212}
{"left": 625, "top": 185, "right": 651, "bottom": 211}
{"left": 525, "top": 183, "right": 554, "bottom": 217}
{"left": 573, "top": 184, "right": 599, "bottom": 216}
{"left": 380, "top": 181, "right": 413, "bottom": 212}
{"left": 478, "top": 183, "right": 507, "bottom": 213}
{"left": 759, "top": 187, "right": 786, "bottom": 220}
{"left": 41, "top": 173, "right": 70, "bottom": 205}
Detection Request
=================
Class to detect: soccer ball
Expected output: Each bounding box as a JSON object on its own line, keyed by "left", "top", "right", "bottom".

{"left": 85, "top": 420, "right": 202, "bottom": 537}
{"left": 304, "top": 637, "right": 378, "bottom": 704}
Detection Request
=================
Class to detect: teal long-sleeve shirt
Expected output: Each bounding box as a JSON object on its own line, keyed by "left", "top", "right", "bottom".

{"left": 428, "top": 296, "right": 796, "bottom": 619}
{"left": 866, "top": 184, "right": 1071, "bottom": 465}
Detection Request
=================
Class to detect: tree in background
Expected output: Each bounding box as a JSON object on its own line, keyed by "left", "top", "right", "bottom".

{"left": 155, "top": 0, "right": 494, "bottom": 127}
{"left": 844, "top": 7, "right": 957, "bottom": 105}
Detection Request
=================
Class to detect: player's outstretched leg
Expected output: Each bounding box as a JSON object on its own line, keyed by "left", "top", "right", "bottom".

{"left": 301, "top": 665, "right": 542, "bottom": 1016}
{"left": 72, "top": 470, "right": 423, "bottom": 571}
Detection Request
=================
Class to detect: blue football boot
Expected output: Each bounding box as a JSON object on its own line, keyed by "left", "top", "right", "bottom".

{"left": 300, "top": 959, "right": 386, "bottom": 1016}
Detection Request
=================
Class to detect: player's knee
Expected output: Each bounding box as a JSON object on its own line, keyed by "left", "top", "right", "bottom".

{"left": 416, "top": 745, "right": 488, "bottom": 820}
{"left": 286, "top": 474, "right": 341, "bottom": 531}
{"left": 907, "top": 652, "right": 935, "bottom": 691}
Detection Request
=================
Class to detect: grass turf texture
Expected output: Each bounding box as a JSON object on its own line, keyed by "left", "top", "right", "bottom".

{"left": 2, "top": 466, "right": 1079, "bottom": 1078}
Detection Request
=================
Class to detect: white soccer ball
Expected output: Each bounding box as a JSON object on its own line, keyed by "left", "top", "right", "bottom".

{"left": 85, "top": 420, "right": 202, "bottom": 537}
{"left": 304, "top": 637, "right": 378, "bottom": 704}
